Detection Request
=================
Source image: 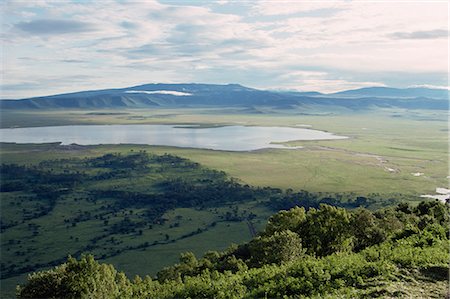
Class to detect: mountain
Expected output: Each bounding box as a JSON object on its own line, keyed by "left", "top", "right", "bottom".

{"left": 328, "top": 86, "right": 449, "bottom": 99}
{"left": 0, "top": 83, "right": 447, "bottom": 110}
{"left": 0, "top": 83, "right": 295, "bottom": 109}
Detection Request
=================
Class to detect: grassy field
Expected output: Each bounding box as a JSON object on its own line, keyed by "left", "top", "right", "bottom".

{"left": 0, "top": 107, "right": 448, "bottom": 297}
{"left": 1, "top": 107, "right": 447, "bottom": 195}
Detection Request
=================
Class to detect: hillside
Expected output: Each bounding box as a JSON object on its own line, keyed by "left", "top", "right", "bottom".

{"left": 1, "top": 84, "right": 448, "bottom": 110}
{"left": 16, "top": 201, "right": 449, "bottom": 298}
{"left": 1, "top": 151, "right": 400, "bottom": 283}
{"left": 4, "top": 148, "right": 444, "bottom": 298}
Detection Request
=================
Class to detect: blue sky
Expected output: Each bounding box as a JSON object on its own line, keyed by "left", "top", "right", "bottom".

{"left": 1, "top": 0, "right": 448, "bottom": 98}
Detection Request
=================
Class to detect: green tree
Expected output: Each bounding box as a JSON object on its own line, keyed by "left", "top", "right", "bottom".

{"left": 351, "top": 208, "right": 386, "bottom": 251}
{"left": 17, "top": 255, "right": 131, "bottom": 299}
{"left": 299, "top": 204, "right": 353, "bottom": 256}
{"left": 265, "top": 206, "right": 306, "bottom": 235}
{"left": 157, "top": 252, "right": 199, "bottom": 282}
{"left": 248, "top": 229, "right": 305, "bottom": 266}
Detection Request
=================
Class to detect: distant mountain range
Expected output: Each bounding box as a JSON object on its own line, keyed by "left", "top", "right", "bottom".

{"left": 328, "top": 86, "right": 449, "bottom": 99}
{"left": 1, "top": 83, "right": 448, "bottom": 110}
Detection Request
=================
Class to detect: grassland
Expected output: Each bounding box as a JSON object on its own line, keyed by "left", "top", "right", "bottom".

{"left": 0, "top": 107, "right": 448, "bottom": 297}
{"left": 1, "top": 107, "right": 447, "bottom": 196}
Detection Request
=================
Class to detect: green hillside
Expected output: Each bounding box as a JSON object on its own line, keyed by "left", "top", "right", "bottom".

{"left": 3, "top": 150, "right": 441, "bottom": 298}
{"left": 17, "top": 201, "right": 449, "bottom": 298}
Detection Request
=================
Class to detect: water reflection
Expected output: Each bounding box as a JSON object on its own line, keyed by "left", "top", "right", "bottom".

{"left": 0, "top": 125, "right": 347, "bottom": 151}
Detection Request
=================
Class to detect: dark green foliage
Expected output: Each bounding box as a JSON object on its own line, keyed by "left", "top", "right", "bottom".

{"left": 351, "top": 208, "right": 387, "bottom": 251}
{"left": 299, "top": 204, "right": 353, "bottom": 256}
{"left": 260, "top": 204, "right": 356, "bottom": 256}
{"left": 17, "top": 201, "right": 449, "bottom": 298}
{"left": 415, "top": 200, "right": 449, "bottom": 225}
{"left": 156, "top": 247, "right": 249, "bottom": 283}
{"left": 267, "top": 189, "right": 409, "bottom": 211}
{"left": 89, "top": 153, "right": 150, "bottom": 169}
{"left": 16, "top": 255, "right": 131, "bottom": 299}
{"left": 264, "top": 206, "right": 306, "bottom": 235}
{"left": 247, "top": 230, "right": 305, "bottom": 266}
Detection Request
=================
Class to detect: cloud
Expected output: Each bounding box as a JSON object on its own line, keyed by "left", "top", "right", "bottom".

{"left": 125, "top": 43, "right": 170, "bottom": 59}
{"left": 15, "top": 19, "right": 96, "bottom": 35}
{"left": 409, "top": 84, "right": 450, "bottom": 90}
{"left": 291, "top": 79, "right": 386, "bottom": 94}
{"left": 59, "top": 59, "right": 87, "bottom": 63}
{"left": 1, "top": 74, "right": 98, "bottom": 98}
{"left": 265, "top": 70, "right": 387, "bottom": 93}
{"left": 251, "top": 1, "right": 348, "bottom": 16}
{"left": 1, "top": 82, "right": 43, "bottom": 92}
{"left": 125, "top": 90, "right": 192, "bottom": 96}
{"left": 389, "top": 29, "right": 448, "bottom": 40}
{"left": 120, "top": 21, "right": 138, "bottom": 29}
{"left": 1, "top": 1, "right": 448, "bottom": 98}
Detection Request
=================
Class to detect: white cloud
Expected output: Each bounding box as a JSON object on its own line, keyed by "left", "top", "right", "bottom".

{"left": 251, "top": 1, "right": 348, "bottom": 16}
{"left": 293, "top": 79, "right": 386, "bottom": 94}
{"left": 409, "top": 84, "right": 450, "bottom": 90}
{"left": 1, "top": 0, "right": 448, "bottom": 97}
{"left": 125, "top": 90, "right": 192, "bottom": 96}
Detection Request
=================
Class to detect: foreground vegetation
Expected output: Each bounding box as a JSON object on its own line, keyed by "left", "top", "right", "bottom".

{"left": 17, "top": 200, "right": 449, "bottom": 298}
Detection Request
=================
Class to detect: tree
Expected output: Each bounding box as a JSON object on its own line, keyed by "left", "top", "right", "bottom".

{"left": 248, "top": 230, "right": 305, "bottom": 266}
{"left": 351, "top": 208, "right": 386, "bottom": 251}
{"left": 299, "top": 204, "right": 353, "bottom": 256}
{"left": 157, "top": 252, "right": 198, "bottom": 282}
{"left": 17, "top": 255, "right": 131, "bottom": 299}
{"left": 265, "top": 206, "right": 306, "bottom": 235}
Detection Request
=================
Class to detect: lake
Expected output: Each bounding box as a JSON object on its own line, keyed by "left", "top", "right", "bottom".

{"left": 0, "top": 124, "right": 347, "bottom": 151}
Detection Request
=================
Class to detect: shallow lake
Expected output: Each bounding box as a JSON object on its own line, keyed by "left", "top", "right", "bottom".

{"left": 0, "top": 124, "right": 347, "bottom": 151}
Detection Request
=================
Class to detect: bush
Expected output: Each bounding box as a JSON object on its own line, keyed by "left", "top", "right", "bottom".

{"left": 16, "top": 201, "right": 450, "bottom": 299}
{"left": 17, "top": 255, "right": 131, "bottom": 299}
{"left": 248, "top": 230, "right": 305, "bottom": 267}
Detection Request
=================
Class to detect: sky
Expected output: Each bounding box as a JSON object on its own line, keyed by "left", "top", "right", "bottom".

{"left": 1, "top": 0, "right": 448, "bottom": 99}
